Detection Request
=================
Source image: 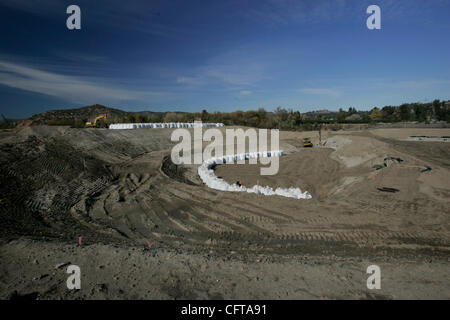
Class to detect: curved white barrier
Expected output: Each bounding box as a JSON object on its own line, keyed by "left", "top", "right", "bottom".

{"left": 198, "top": 151, "right": 312, "bottom": 199}
{"left": 109, "top": 122, "right": 224, "bottom": 129}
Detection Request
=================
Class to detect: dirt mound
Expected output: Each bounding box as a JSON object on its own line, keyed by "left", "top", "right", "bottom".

{"left": 0, "top": 134, "right": 116, "bottom": 242}
{"left": 161, "top": 155, "right": 197, "bottom": 185}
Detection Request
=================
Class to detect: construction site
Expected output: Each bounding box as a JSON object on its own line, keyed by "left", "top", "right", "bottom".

{"left": 0, "top": 121, "right": 449, "bottom": 299}
{"left": 2, "top": 0, "right": 450, "bottom": 306}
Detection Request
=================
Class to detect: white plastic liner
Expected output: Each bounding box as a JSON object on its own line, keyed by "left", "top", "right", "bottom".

{"left": 198, "top": 151, "right": 312, "bottom": 199}
{"left": 109, "top": 122, "right": 224, "bottom": 129}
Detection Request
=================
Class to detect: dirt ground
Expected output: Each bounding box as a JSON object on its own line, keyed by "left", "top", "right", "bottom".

{"left": 0, "top": 126, "right": 449, "bottom": 299}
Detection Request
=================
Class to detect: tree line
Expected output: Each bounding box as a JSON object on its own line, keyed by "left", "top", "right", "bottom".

{"left": 112, "top": 99, "right": 449, "bottom": 129}
{"left": 41, "top": 99, "right": 449, "bottom": 130}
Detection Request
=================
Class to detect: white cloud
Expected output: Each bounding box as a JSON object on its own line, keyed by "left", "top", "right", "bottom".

{"left": 0, "top": 60, "right": 163, "bottom": 104}
{"left": 240, "top": 90, "right": 252, "bottom": 95}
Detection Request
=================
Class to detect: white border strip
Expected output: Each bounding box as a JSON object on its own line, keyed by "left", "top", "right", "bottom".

{"left": 198, "top": 151, "right": 312, "bottom": 199}
{"left": 109, "top": 123, "right": 224, "bottom": 129}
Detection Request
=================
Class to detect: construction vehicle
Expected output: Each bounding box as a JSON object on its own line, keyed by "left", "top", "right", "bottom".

{"left": 1, "top": 113, "right": 9, "bottom": 125}
{"left": 85, "top": 114, "right": 107, "bottom": 128}
{"left": 0, "top": 113, "right": 15, "bottom": 129}
{"left": 303, "top": 137, "right": 313, "bottom": 148}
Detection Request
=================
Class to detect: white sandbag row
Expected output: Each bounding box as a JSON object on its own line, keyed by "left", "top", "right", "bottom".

{"left": 198, "top": 151, "right": 312, "bottom": 199}
{"left": 109, "top": 122, "right": 224, "bottom": 129}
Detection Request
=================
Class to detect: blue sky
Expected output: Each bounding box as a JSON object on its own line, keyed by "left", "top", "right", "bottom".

{"left": 0, "top": 0, "right": 449, "bottom": 118}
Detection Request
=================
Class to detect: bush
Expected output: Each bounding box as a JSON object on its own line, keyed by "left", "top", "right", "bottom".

{"left": 47, "top": 118, "right": 86, "bottom": 127}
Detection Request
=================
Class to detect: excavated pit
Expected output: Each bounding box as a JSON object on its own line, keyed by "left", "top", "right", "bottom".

{"left": 0, "top": 126, "right": 449, "bottom": 257}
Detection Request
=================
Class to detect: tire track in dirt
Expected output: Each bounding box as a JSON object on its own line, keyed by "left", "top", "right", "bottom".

{"left": 2, "top": 128, "right": 449, "bottom": 258}
{"left": 130, "top": 154, "right": 449, "bottom": 253}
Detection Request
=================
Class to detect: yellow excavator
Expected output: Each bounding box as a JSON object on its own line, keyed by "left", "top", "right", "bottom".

{"left": 303, "top": 137, "right": 313, "bottom": 148}
{"left": 85, "top": 114, "right": 107, "bottom": 128}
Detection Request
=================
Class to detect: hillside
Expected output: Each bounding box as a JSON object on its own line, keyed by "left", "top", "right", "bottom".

{"left": 28, "top": 104, "right": 166, "bottom": 124}
{"left": 29, "top": 105, "right": 126, "bottom": 124}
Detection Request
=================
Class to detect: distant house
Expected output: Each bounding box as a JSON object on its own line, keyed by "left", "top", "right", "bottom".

{"left": 313, "top": 109, "right": 331, "bottom": 114}
{"left": 345, "top": 113, "right": 362, "bottom": 121}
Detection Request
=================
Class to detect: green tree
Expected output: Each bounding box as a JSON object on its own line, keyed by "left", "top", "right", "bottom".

{"left": 381, "top": 106, "right": 396, "bottom": 121}
{"left": 370, "top": 107, "right": 383, "bottom": 121}
{"left": 399, "top": 104, "right": 410, "bottom": 121}
{"left": 127, "top": 114, "right": 137, "bottom": 123}
{"left": 414, "top": 104, "right": 427, "bottom": 122}
{"left": 163, "top": 112, "right": 180, "bottom": 122}
{"left": 337, "top": 108, "right": 346, "bottom": 121}
{"left": 201, "top": 109, "right": 208, "bottom": 122}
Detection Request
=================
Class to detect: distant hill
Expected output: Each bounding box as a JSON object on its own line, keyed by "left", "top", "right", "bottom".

{"left": 28, "top": 104, "right": 166, "bottom": 124}
{"left": 134, "top": 110, "right": 167, "bottom": 117}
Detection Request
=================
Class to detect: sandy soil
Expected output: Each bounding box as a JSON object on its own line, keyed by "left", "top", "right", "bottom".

{"left": 0, "top": 126, "right": 449, "bottom": 299}
{"left": 370, "top": 128, "right": 450, "bottom": 140}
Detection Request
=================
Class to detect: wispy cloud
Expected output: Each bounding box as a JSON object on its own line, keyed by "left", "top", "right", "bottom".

{"left": 239, "top": 90, "right": 252, "bottom": 95}
{"left": 0, "top": 61, "right": 164, "bottom": 104}
{"left": 203, "top": 63, "right": 265, "bottom": 86}
{"left": 175, "top": 64, "right": 265, "bottom": 88}
{"left": 176, "top": 76, "right": 204, "bottom": 86}
{"left": 298, "top": 88, "right": 341, "bottom": 97}
{"left": 240, "top": 0, "right": 351, "bottom": 26}
{"left": 176, "top": 47, "right": 268, "bottom": 88}
{"left": 375, "top": 79, "right": 450, "bottom": 89}
{"left": 0, "top": 0, "right": 185, "bottom": 37}
{"left": 238, "top": 0, "right": 448, "bottom": 27}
